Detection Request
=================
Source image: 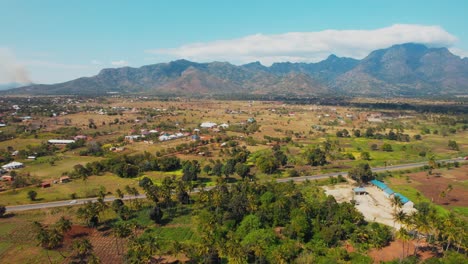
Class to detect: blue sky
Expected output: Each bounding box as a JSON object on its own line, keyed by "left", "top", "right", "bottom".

{"left": 1, "top": 0, "right": 467, "bottom": 84}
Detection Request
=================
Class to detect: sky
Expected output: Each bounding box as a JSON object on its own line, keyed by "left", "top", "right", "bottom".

{"left": 1, "top": 0, "right": 468, "bottom": 84}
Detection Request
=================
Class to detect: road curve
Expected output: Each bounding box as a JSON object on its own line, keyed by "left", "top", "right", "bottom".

{"left": 5, "top": 158, "right": 465, "bottom": 212}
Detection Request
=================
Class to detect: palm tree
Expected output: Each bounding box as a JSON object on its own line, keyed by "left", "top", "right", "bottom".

{"left": 72, "top": 238, "right": 95, "bottom": 264}
{"left": 396, "top": 228, "right": 411, "bottom": 260}
{"left": 393, "top": 210, "right": 407, "bottom": 230}
{"left": 116, "top": 188, "right": 124, "bottom": 199}
{"left": 391, "top": 195, "right": 403, "bottom": 214}
{"left": 33, "top": 222, "right": 52, "bottom": 264}
{"left": 55, "top": 216, "right": 72, "bottom": 234}
{"left": 112, "top": 222, "right": 132, "bottom": 255}
{"left": 428, "top": 155, "right": 436, "bottom": 170}
{"left": 48, "top": 229, "right": 64, "bottom": 257}
{"left": 445, "top": 184, "right": 453, "bottom": 202}
{"left": 126, "top": 236, "right": 160, "bottom": 263}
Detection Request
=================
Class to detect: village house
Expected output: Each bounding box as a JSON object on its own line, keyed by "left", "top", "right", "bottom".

{"left": 2, "top": 161, "right": 24, "bottom": 170}
{"left": 200, "top": 122, "right": 217, "bottom": 128}
{"left": 59, "top": 176, "right": 71, "bottom": 183}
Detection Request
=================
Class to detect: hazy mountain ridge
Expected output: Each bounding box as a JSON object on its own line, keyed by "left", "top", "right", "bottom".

{"left": 5, "top": 43, "right": 468, "bottom": 97}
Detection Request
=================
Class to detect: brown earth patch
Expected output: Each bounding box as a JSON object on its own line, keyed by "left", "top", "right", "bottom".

{"left": 368, "top": 239, "right": 437, "bottom": 263}
{"left": 63, "top": 225, "right": 94, "bottom": 246}
{"left": 406, "top": 166, "right": 468, "bottom": 206}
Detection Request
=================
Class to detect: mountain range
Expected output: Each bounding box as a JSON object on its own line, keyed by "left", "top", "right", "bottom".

{"left": 5, "top": 43, "right": 468, "bottom": 97}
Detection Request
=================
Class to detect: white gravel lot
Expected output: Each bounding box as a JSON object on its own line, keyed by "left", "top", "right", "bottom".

{"left": 323, "top": 184, "right": 415, "bottom": 229}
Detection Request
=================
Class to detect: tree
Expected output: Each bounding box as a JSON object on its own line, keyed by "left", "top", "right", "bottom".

{"left": 222, "top": 159, "right": 237, "bottom": 177}
{"left": 55, "top": 216, "right": 72, "bottom": 234}
{"left": 149, "top": 205, "right": 164, "bottom": 224}
{"left": 396, "top": 228, "right": 411, "bottom": 260}
{"left": 448, "top": 140, "right": 459, "bottom": 151}
{"left": 381, "top": 143, "right": 393, "bottom": 152}
{"left": 126, "top": 236, "right": 160, "bottom": 264}
{"left": 138, "top": 177, "right": 153, "bottom": 189}
{"left": 112, "top": 222, "right": 132, "bottom": 255}
{"left": 354, "top": 129, "right": 361, "bottom": 137}
{"left": 235, "top": 163, "right": 250, "bottom": 179}
{"left": 71, "top": 238, "right": 99, "bottom": 263}
{"left": 77, "top": 201, "right": 101, "bottom": 227}
{"left": 115, "top": 188, "right": 124, "bottom": 199}
{"left": 0, "top": 205, "right": 5, "bottom": 217}
{"left": 212, "top": 162, "right": 223, "bottom": 177}
{"left": 393, "top": 210, "right": 407, "bottom": 231}
{"left": 27, "top": 190, "right": 38, "bottom": 201}
{"left": 348, "top": 163, "right": 374, "bottom": 184}
{"left": 182, "top": 160, "right": 201, "bottom": 181}
{"left": 256, "top": 153, "right": 279, "bottom": 174}
{"left": 360, "top": 152, "right": 371, "bottom": 160}
{"left": 305, "top": 147, "right": 327, "bottom": 166}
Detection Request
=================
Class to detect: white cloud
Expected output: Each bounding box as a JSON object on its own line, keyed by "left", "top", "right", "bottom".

{"left": 147, "top": 24, "right": 458, "bottom": 65}
{"left": 449, "top": 47, "right": 468, "bottom": 58}
{"left": 91, "top": 59, "right": 102, "bottom": 65}
{"left": 110, "top": 60, "right": 129, "bottom": 66}
{"left": 0, "top": 47, "right": 31, "bottom": 84}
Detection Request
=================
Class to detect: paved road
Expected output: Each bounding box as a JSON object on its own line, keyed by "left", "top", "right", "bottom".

{"left": 5, "top": 158, "right": 465, "bottom": 212}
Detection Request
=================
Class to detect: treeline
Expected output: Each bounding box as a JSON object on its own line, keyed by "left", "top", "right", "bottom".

{"left": 345, "top": 128, "right": 411, "bottom": 142}
{"left": 69, "top": 154, "right": 182, "bottom": 179}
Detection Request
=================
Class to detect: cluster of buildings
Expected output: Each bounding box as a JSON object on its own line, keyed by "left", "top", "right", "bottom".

{"left": 370, "top": 179, "right": 414, "bottom": 208}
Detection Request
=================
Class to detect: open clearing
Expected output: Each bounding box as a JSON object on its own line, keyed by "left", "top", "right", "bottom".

{"left": 323, "top": 183, "right": 415, "bottom": 228}
{"left": 388, "top": 165, "right": 468, "bottom": 217}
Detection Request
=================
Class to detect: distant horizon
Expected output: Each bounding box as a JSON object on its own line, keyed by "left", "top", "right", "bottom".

{"left": 1, "top": 1, "right": 468, "bottom": 84}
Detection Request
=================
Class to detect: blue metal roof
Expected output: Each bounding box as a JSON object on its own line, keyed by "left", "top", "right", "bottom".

{"left": 370, "top": 179, "right": 389, "bottom": 190}
{"left": 383, "top": 188, "right": 395, "bottom": 195}
{"left": 394, "top": 193, "right": 410, "bottom": 204}
{"left": 353, "top": 187, "right": 366, "bottom": 192}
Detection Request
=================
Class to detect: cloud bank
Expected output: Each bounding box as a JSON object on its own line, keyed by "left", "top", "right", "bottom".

{"left": 148, "top": 24, "right": 460, "bottom": 65}
{"left": 111, "top": 60, "right": 129, "bottom": 66}
{"left": 0, "top": 47, "right": 31, "bottom": 84}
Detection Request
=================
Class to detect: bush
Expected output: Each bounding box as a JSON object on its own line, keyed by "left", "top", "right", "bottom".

{"left": 27, "top": 190, "right": 38, "bottom": 201}
{"left": 381, "top": 143, "right": 393, "bottom": 152}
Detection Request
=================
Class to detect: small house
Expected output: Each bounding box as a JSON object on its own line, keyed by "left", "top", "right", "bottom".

{"left": 2, "top": 161, "right": 24, "bottom": 170}
{"left": 74, "top": 135, "right": 88, "bottom": 141}
{"left": 200, "top": 122, "right": 217, "bottom": 128}
{"left": 41, "top": 182, "right": 51, "bottom": 188}
{"left": 1, "top": 175, "right": 13, "bottom": 182}
{"left": 59, "top": 176, "right": 70, "bottom": 183}
{"left": 247, "top": 117, "right": 256, "bottom": 123}
{"left": 353, "top": 187, "right": 367, "bottom": 195}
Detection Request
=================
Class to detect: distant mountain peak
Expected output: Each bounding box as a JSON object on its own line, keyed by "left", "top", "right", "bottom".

{"left": 4, "top": 43, "right": 468, "bottom": 97}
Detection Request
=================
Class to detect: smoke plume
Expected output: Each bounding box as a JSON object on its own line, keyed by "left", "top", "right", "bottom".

{"left": 0, "top": 47, "right": 31, "bottom": 84}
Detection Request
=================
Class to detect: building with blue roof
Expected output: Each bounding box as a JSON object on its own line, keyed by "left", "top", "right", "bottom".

{"left": 394, "top": 193, "right": 410, "bottom": 204}
{"left": 353, "top": 187, "right": 367, "bottom": 195}
{"left": 369, "top": 180, "right": 414, "bottom": 208}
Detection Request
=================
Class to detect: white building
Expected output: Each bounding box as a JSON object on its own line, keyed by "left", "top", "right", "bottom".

{"left": 200, "top": 122, "right": 217, "bottom": 128}
{"left": 48, "top": 139, "right": 76, "bottom": 144}
{"left": 2, "top": 161, "right": 24, "bottom": 170}
{"left": 124, "top": 135, "right": 142, "bottom": 141}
